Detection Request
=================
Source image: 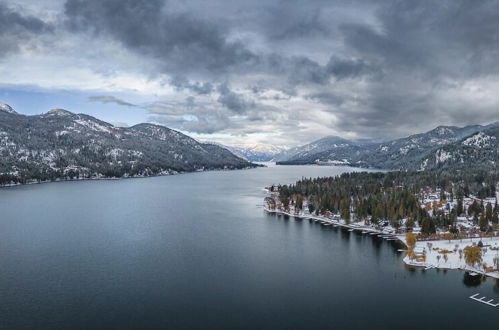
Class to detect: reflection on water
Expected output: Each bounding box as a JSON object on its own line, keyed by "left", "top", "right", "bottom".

{"left": 405, "top": 265, "right": 417, "bottom": 274}
{"left": 340, "top": 227, "right": 351, "bottom": 241}
{"left": 463, "top": 272, "right": 484, "bottom": 287}
{"left": 494, "top": 279, "right": 499, "bottom": 293}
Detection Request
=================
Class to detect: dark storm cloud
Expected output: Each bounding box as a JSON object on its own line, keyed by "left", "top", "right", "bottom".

{"left": 64, "top": 0, "right": 258, "bottom": 76}
{"left": 170, "top": 76, "right": 214, "bottom": 95}
{"left": 266, "top": 8, "right": 329, "bottom": 40}
{"left": 217, "top": 83, "right": 254, "bottom": 114}
{"left": 284, "top": 56, "right": 329, "bottom": 85}
{"left": 5, "top": 0, "right": 499, "bottom": 142}
{"left": 262, "top": 54, "right": 379, "bottom": 87}
{"left": 339, "top": 0, "right": 499, "bottom": 78}
{"left": 89, "top": 95, "right": 137, "bottom": 107}
{"left": 326, "top": 56, "right": 379, "bottom": 80}
{"left": 325, "top": 0, "right": 499, "bottom": 138}
{"left": 0, "top": 2, "right": 52, "bottom": 56}
{"left": 63, "top": 0, "right": 376, "bottom": 86}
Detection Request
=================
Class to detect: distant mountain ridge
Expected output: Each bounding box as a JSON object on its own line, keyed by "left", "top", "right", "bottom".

{"left": 0, "top": 104, "right": 255, "bottom": 185}
{"left": 276, "top": 122, "right": 499, "bottom": 171}
{"left": 220, "top": 143, "right": 287, "bottom": 162}
{"left": 274, "top": 135, "right": 373, "bottom": 163}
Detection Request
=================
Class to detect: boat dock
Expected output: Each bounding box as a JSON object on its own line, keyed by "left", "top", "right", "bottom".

{"left": 469, "top": 293, "right": 499, "bottom": 307}
{"left": 263, "top": 205, "right": 404, "bottom": 245}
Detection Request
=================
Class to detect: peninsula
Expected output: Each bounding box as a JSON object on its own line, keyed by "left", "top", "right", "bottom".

{"left": 264, "top": 170, "right": 499, "bottom": 279}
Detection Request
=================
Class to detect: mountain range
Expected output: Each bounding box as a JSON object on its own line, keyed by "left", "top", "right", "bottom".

{"left": 276, "top": 123, "right": 499, "bottom": 171}
{"left": 220, "top": 144, "right": 287, "bottom": 162}
{"left": 1, "top": 101, "right": 497, "bottom": 185}
{"left": 0, "top": 103, "right": 254, "bottom": 185}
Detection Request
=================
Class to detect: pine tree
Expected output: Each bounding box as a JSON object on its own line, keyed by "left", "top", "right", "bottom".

{"left": 479, "top": 213, "right": 488, "bottom": 232}
{"left": 456, "top": 198, "right": 463, "bottom": 215}
{"left": 492, "top": 210, "right": 499, "bottom": 225}
{"left": 421, "top": 216, "right": 436, "bottom": 236}
{"left": 340, "top": 198, "right": 350, "bottom": 223}
{"left": 486, "top": 203, "right": 493, "bottom": 222}
{"left": 440, "top": 189, "right": 446, "bottom": 201}
{"left": 295, "top": 195, "right": 304, "bottom": 210}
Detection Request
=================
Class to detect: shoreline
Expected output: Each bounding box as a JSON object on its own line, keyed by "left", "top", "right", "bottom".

{"left": 264, "top": 207, "right": 499, "bottom": 280}
{"left": 0, "top": 165, "right": 259, "bottom": 189}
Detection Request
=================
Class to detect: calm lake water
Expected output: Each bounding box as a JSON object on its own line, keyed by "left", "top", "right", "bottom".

{"left": 0, "top": 165, "right": 498, "bottom": 329}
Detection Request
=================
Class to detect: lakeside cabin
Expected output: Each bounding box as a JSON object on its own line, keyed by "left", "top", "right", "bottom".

{"left": 264, "top": 197, "right": 276, "bottom": 210}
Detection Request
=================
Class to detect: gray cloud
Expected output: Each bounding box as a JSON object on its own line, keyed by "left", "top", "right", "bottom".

{"left": 325, "top": 56, "right": 379, "bottom": 80}
{"left": 64, "top": 0, "right": 257, "bottom": 76}
{"left": 3, "top": 0, "right": 499, "bottom": 145}
{"left": 267, "top": 8, "right": 329, "bottom": 40}
{"left": 89, "top": 95, "right": 136, "bottom": 107}
{"left": 63, "top": 0, "right": 376, "bottom": 86}
{"left": 0, "top": 2, "right": 52, "bottom": 56}
{"left": 338, "top": 0, "right": 499, "bottom": 80}
{"left": 170, "top": 76, "right": 214, "bottom": 95}
{"left": 144, "top": 96, "right": 233, "bottom": 134}
{"left": 148, "top": 110, "right": 233, "bottom": 135}
{"left": 217, "top": 83, "right": 254, "bottom": 114}
{"left": 306, "top": 92, "right": 346, "bottom": 106}
{"left": 320, "top": 0, "right": 499, "bottom": 138}
{"left": 143, "top": 92, "right": 281, "bottom": 134}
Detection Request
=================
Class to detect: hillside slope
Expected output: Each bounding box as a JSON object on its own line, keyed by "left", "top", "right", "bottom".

{"left": 0, "top": 105, "right": 254, "bottom": 184}
{"left": 277, "top": 123, "right": 499, "bottom": 171}
{"left": 417, "top": 126, "right": 499, "bottom": 171}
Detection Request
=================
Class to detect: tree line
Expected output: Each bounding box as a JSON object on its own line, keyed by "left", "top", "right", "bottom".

{"left": 274, "top": 169, "right": 498, "bottom": 236}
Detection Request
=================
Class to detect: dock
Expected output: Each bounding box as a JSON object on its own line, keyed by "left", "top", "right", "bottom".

{"left": 469, "top": 293, "right": 499, "bottom": 307}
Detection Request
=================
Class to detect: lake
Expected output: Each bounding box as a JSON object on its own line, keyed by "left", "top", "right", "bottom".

{"left": 0, "top": 165, "right": 498, "bottom": 329}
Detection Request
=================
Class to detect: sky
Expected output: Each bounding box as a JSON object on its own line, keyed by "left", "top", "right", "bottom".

{"left": 1, "top": 0, "right": 499, "bottom": 147}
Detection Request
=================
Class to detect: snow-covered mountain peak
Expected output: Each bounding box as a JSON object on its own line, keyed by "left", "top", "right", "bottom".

{"left": 0, "top": 103, "right": 17, "bottom": 114}
{"left": 46, "top": 108, "right": 74, "bottom": 116}
{"left": 217, "top": 143, "right": 287, "bottom": 162}
{"left": 231, "top": 143, "right": 287, "bottom": 154}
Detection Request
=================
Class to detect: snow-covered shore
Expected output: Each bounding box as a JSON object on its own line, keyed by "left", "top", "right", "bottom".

{"left": 264, "top": 207, "right": 499, "bottom": 279}
{"left": 264, "top": 206, "right": 393, "bottom": 233}
{"left": 401, "top": 236, "right": 499, "bottom": 279}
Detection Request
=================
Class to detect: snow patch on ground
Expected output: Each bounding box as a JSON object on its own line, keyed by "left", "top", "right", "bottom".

{"left": 402, "top": 236, "right": 499, "bottom": 279}
{"left": 75, "top": 118, "right": 113, "bottom": 134}
{"left": 435, "top": 149, "right": 452, "bottom": 163}
{"left": 419, "top": 158, "right": 429, "bottom": 171}
{"left": 316, "top": 159, "right": 350, "bottom": 165}
{"left": 462, "top": 132, "right": 496, "bottom": 147}
{"left": 399, "top": 144, "right": 417, "bottom": 155}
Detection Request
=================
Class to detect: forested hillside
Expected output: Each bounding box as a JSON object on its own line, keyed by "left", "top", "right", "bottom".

{"left": 0, "top": 105, "right": 254, "bottom": 185}
{"left": 277, "top": 123, "right": 499, "bottom": 171}
{"left": 274, "top": 168, "right": 498, "bottom": 235}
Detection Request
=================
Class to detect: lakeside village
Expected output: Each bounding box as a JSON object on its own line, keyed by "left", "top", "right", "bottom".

{"left": 264, "top": 178, "right": 499, "bottom": 279}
